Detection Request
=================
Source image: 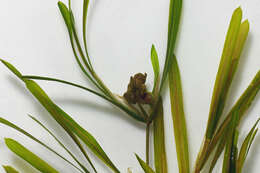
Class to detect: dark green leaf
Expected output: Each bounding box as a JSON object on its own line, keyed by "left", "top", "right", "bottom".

{"left": 237, "top": 118, "right": 259, "bottom": 173}
{"left": 222, "top": 110, "right": 239, "bottom": 173}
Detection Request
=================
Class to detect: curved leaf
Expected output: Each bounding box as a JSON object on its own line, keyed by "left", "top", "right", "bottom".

{"left": 237, "top": 118, "right": 259, "bottom": 173}
{"left": 0, "top": 117, "right": 83, "bottom": 173}
{"left": 5, "top": 138, "right": 59, "bottom": 173}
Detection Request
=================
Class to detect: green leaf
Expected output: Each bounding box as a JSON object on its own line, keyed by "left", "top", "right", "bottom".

{"left": 0, "top": 59, "right": 23, "bottom": 80}
{"left": 22, "top": 75, "right": 145, "bottom": 122}
{"left": 160, "top": 0, "right": 182, "bottom": 91}
{"left": 237, "top": 118, "right": 260, "bottom": 173}
{"left": 5, "top": 138, "right": 59, "bottom": 173}
{"left": 2, "top": 166, "right": 19, "bottom": 173}
{"left": 58, "top": 1, "right": 104, "bottom": 94}
{"left": 58, "top": 1, "right": 73, "bottom": 35}
{"left": 199, "top": 70, "right": 260, "bottom": 170}
{"left": 153, "top": 98, "right": 168, "bottom": 173}
{"left": 135, "top": 154, "right": 155, "bottom": 173}
{"left": 209, "top": 134, "right": 226, "bottom": 173}
{"left": 83, "top": 0, "right": 93, "bottom": 69}
{"left": 0, "top": 60, "right": 119, "bottom": 173}
{"left": 222, "top": 111, "right": 239, "bottom": 173}
{"left": 0, "top": 117, "right": 83, "bottom": 173}
{"left": 28, "top": 115, "right": 90, "bottom": 173}
{"left": 168, "top": 55, "right": 190, "bottom": 173}
{"left": 25, "top": 80, "right": 119, "bottom": 172}
{"left": 22, "top": 75, "right": 109, "bottom": 102}
{"left": 230, "top": 131, "right": 239, "bottom": 173}
{"left": 195, "top": 9, "right": 248, "bottom": 172}
{"left": 150, "top": 44, "right": 160, "bottom": 94}
{"left": 206, "top": 7, "right": 243, "bottom": 139}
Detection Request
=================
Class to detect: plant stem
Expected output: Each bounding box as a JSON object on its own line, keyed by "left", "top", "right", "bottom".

{"left": 146, "top": 122, "right": 151, "bottom": 165}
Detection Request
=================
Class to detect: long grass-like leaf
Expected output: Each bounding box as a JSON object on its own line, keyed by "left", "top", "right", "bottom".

{"left": 135, "top": 154, "right": 155, "bottom": 173}
{"left": 222, "top": 111, "right": 239, "bottom": 173}
{"left": 5, "top": 138, "right": 59, "bottom": 173}
{"left": 82, "top": 0, "right": 93, "bottom": 69}
{"left": 209, "top": 134, "right": 226, "bottom": 173}
{"left": 199, "top": 70, "right": 260, "bottom": 171}
{"left": 160, "top": 0, "right": 182, "bottom": 92}
{"left": 153, "top": 98, "right": 167, "bottom": 173}
{"left": 58, "top": 1, "right": 144, "bottom": 122}
{"left": 0, "top": 117, "right": 83, "bottom": 173}
{"left": 3, "top": 166, "right": 19, "bottom": 173}
{"left": 22, "top": 75, "right": 145, "bottom": 122}
{"left": 151, "top": 45, "right": 160, "bottom": 95}
{"left": 28, "top": 115, "right": 90, "bottom": 173}
{"left": 206, "top": 7, "right": 242, "bottom": 139}
{"left": 0, "top": 60, "right": 120, "bottom": 173}
{"left": 236, "top": 118, "right": 260, "bottom": 173}
{"left": 22, "top": 75, "right": 110, "bottom": 102}
{"left": 58, "top": 2, "right": 104, "bottom": 93}
{"left": 169, "top": 55, "right": 189, "bottom": 173}
{"left": 195, "top": 8, "right": 248, "bottom": 172}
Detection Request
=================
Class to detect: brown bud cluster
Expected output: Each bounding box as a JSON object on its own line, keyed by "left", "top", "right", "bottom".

{"left": 123, "top": 73, "right": 153, "bottom": 104}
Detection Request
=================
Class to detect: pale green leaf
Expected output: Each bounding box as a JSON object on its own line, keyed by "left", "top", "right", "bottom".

{"left": 0, "top": 117, "right": 83, "bottom": 173}
{"left": 5, "top": 138, "right": 59, "bottom": 173}
{"left": 153, "top": 98, "right": 167, "bottom": 173}
{"left": 151, "top": 44, "right": 160, "bottom": 94}
{"left": 168, "top": 55, "right": 190, "bottom": 173}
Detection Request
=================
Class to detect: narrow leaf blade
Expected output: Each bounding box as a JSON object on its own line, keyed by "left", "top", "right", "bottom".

{"left": 206, "top": 7, "right": 243, "bottom": 139}
{"left": 168, "top": 55, "right": 190, "bottom": 172}
{"left": 5, "top": 138, "right": 59, "bottom": 173}
{"left": 135, "top": 154, "right": 155, "bottom": 173}
{"left": 0, "top": 61, "right": 119, "bottom": 173}
{"left": 151, "top": 45, "right": 160, "bottom": 94}
{"left": 160, "top": 0, "right": 182, "bottom": 91}
{"left": 0, "top": 117, "right": 84, "bottom": 173}
{"left": 153, "top": 98, "right": 167, "bottom": 173}
{"left": 3, "top": 166, "right": 19, "bottom": 173}
{"left": 237, "top": 118, "right": 260, "bottom": 173}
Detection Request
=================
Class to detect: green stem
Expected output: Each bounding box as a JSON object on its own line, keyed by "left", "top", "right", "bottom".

{"left": 146, "top": 122, "right": 151, "bottom": 165}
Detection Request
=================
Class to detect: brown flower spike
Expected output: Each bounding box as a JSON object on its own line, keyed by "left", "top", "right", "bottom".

{"left": 123, "top": 73, "right": 153, "bottom": 104}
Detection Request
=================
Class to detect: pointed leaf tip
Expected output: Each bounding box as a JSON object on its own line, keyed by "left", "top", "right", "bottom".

{"left": 0, "top": 60, "right": 23, "bottom": 80}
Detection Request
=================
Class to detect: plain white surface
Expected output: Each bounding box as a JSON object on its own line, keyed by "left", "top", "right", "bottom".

{"left": 0, "top": 0, "right": 259, "bottom": 172}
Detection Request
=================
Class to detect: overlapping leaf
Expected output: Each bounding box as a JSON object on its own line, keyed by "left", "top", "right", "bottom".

{"left": 1, "top": 60, "right": 119, "bottom": 173}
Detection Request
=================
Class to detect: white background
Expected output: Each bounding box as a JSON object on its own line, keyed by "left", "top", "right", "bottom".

{"left": 0, "top": 0, "right": 260, "bottom": 172}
